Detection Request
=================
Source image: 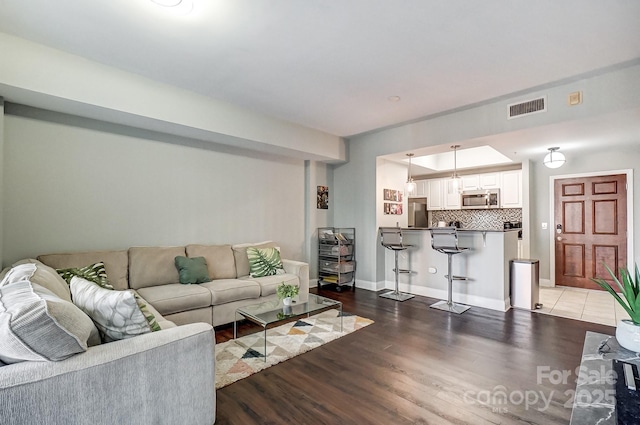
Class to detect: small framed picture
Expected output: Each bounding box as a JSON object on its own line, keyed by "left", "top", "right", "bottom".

{"left": 317, "top": 186, "right": 329, "bottom": 209}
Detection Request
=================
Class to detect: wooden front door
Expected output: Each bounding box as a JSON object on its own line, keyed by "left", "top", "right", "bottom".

{"left": 554, "top": 174, "right": 627, "bottom": 290}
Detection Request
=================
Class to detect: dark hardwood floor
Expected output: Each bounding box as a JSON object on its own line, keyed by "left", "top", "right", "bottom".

{"left": 214, "top": 287, "right": 614, "bottom": 424}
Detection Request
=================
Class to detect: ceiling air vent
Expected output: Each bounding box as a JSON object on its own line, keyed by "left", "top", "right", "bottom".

{"left": 507, "top": 96, "right": 546, "bottom": 119}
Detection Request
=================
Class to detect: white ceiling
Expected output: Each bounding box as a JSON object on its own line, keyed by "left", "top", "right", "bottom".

{"left": 0, "top": 0, "right": 639, "bottom": 150}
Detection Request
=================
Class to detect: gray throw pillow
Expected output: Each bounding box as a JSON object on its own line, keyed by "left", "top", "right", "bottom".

{"left": 0, "top": 280, "right": 96, "bottom": 364}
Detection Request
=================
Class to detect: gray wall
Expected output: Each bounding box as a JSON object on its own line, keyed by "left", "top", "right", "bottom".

{"left": 333, "top": 63, "right": 640, "bottom": 288}
{"left": 2, "top": 107, "right": 307, "bottom": 266}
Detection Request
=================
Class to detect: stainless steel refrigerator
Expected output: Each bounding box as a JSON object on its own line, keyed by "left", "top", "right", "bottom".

{"left": 408, "top": 197, "right": 428, "bottom": 228}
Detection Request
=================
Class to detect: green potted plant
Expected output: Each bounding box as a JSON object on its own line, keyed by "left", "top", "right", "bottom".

{"left": 276, "top": 282, "right": 299, "bottom": 306}
{"left": 591, "top": 264, "right": 640, "bottom": 352}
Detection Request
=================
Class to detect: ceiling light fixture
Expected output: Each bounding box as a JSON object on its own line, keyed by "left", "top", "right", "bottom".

{"left": 151, "top": 0, "right": 183, "bottom": 6}
{"left": 543, "top": 147, "right": 566, "bottom": 169}
{"left": 406, "top": 153, "right": 416, "bottom": 195}
{"left": 451, "top": 145, "right": 463, "bottom": 193}
{"left": 150, "top": 0, "right": 194, "bottom": 14}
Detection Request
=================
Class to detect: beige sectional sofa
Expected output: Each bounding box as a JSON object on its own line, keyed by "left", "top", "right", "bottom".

{"left": 0, "top": 258, "right": 216, "bottom": 425}
{"left": 37, "top": 241, "right": 310, "bottom": 327}
{"left": 0, "top": 241, "right": 308, "bottom": 425}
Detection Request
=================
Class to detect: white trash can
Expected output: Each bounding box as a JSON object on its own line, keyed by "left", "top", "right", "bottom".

{"left": 510, "top": 259, "right": 542, "bottom": 310}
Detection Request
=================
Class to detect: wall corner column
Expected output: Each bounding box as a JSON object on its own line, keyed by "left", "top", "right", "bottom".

{"left": 0, "top": 97, "right": 5, "bottom": 268}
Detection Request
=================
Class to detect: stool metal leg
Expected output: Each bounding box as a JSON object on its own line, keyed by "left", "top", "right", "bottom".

{"left": 380, "top": 249, "right": 414, "bottom": 301}
{"left": 430, "top": 253, "right": 470, "bottom": 313}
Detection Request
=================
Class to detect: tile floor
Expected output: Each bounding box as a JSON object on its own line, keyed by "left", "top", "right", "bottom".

{"left": 535, "top": 286, "right": 630, "bottom": 327}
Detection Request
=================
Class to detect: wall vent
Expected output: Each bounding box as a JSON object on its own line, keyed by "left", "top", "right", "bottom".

{"left": 507, "top": 96, "right": 546, "bottom": 119}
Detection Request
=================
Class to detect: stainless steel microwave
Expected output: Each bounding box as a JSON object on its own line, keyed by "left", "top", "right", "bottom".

{"left": 461, "top": 189, "right": 500, "bottom": 209}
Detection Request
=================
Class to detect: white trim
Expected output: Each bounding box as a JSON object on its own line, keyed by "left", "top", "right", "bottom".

{"left": 354, "top": 279, "right": 385, "bottom": 292}
{"left": 383, "top": 281, "right": 511, "bottom": 312}
{"left": 549, "top": 169, "right": 634, "bottom": 287}
{"left": 315, "top": 279, "right": 382, "bottom": 292}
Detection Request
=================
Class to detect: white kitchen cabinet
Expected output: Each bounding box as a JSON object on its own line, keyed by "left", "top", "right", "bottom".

{"left": 462, "top": 172, "right": 500, "bottom": 190}
{"left": 410, "top": 180, "right": 427, "bottom": 198}
{"left": 501, "top": 169, "right": 522, "bottom": 208}
{"left": 461, "top": 175, "right": 480, "bottom": 191}
{"left": 427, "top": 179, "right": 444, "bottom": 210}
{"left": 479, "top": 172, "right": 501, "bottom": 189}
{"left": 444, "top": 179, "right": 461, "bottom": 209}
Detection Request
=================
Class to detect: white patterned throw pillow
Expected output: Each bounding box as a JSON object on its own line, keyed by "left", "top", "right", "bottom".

{"left": 70, "top": 277, "right": 152, "bottom": 342}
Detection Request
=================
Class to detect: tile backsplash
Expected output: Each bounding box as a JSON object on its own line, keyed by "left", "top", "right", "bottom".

{"left": 429, "top": 209, "right": 522, "bottom": 230}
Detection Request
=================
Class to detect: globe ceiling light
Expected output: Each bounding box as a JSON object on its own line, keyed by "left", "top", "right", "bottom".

{"left": 543, "top": 147, "right": 566, "bottom": 169}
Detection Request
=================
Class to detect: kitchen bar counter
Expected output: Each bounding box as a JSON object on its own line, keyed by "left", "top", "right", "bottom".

{"left": 403, "top": 227, "right": 521, "bottom": 233}
{"left": 382, "top": 227, "right": 518, "bottom": 311}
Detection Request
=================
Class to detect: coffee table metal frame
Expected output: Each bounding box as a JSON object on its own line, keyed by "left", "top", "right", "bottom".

{"left": 234, "top": 293, "right": 343, "bottom": 362}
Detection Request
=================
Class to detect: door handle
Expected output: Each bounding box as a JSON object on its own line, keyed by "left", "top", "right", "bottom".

{"left": 556, "top": 236, "right": 564, "bottom": 241}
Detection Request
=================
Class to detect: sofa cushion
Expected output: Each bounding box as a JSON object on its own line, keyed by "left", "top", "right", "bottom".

{"left": 247, "top": 246, "right": 285, "bottom": 278}
{"left": 134, "top": 291, "right": 176, "bottom": 330}
{"left": 232, "top": 241, "right": 277, "bottom": 278}
{"left": 186, "top": 244, "right": 236, "bottom": 279}
{"left": 250, "top": 273, "right": 300, "bottom": 297}
{"left": 57, "top": 262, "right": 112, "bottom": 289}
{"left": 136, "top": 283, "right": 212, "bottom": 316}
{"left": 70, "top": 277, "right": 155, "bottom": 342}
{"left": 38, "top": 250, "right": 129, "bottom": 291}
{"left": 8, "top": 260, "right": 72, "bottom": 302}
{"left": 174, "top": 256, "right": 211, "bottom": 284}
{"left": 0, "top": 279, "right": 96, "bottom": 364}
{"left": 200, "top": 279, "right": 261, "bottom": 305}
{"left": 129, "top": 246, "right": 185, "bottom": 289}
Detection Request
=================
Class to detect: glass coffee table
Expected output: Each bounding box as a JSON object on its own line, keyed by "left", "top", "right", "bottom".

{"left": 234, "top": 293, "right": 342, "bottom": 361}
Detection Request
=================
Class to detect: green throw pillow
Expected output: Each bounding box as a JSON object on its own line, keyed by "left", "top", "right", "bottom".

{"left": 57, "top": 262, "right": 113, "bottom": 289}
{"left": 247, "top": 247, "right": 285, "bottom": 278}
{"left": 174, "top": 256, "right": 211, "bottom": 284}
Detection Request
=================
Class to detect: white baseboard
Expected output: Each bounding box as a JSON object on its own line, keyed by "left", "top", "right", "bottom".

{"left": 313, "top": 279, "right": 382, "bottom": 291}
{"left": 540, "top": 278, "right": 553, "bottom": 287}
{"left": 383, "top": 281, "right": 510, "bottom": 312}
{"left": 353, "top": 279, "right": 384, "bottom": 291}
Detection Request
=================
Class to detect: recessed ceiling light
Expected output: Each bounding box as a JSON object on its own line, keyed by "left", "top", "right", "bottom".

{"left": 388, "top": 96, "right": 401, "bottom": 102}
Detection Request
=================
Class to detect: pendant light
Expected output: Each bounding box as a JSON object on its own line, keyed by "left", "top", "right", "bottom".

{"left": 405, "top": 153, "right": 417, "bottom": 195}
{"left": 451, "top": 145, "right": 463, "bottom": 193}
{"left": 543, "top": 147, "right": 566, "bottom": 168}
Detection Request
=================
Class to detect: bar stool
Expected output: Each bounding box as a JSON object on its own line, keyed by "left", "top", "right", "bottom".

{"left": 430, "top": 227, "right": 470, "bottom": 314}
{"left": 379, "top": 227, "right": 415, "bottom": 301}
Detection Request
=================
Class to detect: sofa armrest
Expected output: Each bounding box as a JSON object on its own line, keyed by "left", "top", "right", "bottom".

{"left": 0, "top": 323, "right": 215, "bottom": 425}
{"left": 282, "top": 259, "right": 309, "bottom": 302}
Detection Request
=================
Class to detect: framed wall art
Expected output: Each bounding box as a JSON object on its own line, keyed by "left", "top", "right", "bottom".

{"left": 317, "top": 186, "right": 329, "bottom": 209}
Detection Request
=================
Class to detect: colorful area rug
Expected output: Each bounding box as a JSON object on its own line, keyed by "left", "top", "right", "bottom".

{"left": 215, "top": 309, "right": 373, "bottom": 388}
